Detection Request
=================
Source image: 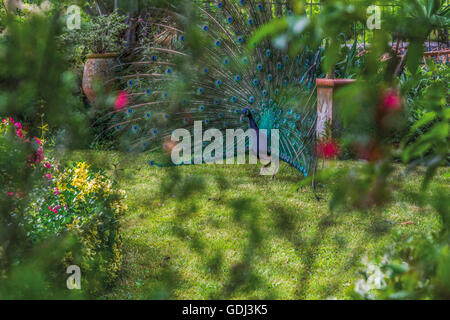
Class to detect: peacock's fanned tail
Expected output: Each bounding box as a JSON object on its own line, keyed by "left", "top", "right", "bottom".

{"left": 97, "top": 0, "right": 320, "bottom": 177}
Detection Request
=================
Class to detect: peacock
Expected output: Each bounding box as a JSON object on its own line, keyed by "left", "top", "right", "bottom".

{"left": 96, "top": 0, "right": 321, "bottom": 178}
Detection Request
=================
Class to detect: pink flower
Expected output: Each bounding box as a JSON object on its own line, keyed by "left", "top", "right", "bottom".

{"left": 44, "top": 162, "right": 51, "bottom": 169}
{"left": 54, "top": 187, "right": 59, "bottom": 195}
{"left": 8, "top": 192, "right": 14, "bottom": 197}
{"left": 14, "top": 122, "right": 22, "bottom": 130}
{"left": 114, "top": 91, "right": 129, "bottom": 110}
{"left": 45, "top": 173, "right": 53, "bottom": 180}
{"left": 381, "top": 89, "right": 402, "bottom": 112}
{"left": 8, "top": 117, "right": 15, "bottom": 124}
{"left": 16, "top": 129, "right": 23, "bottom": 139}
{"left": 317, "top": 140, "right": 339, "bottom": 159}
{"left": 33, "top": 137, "right": 41, "bottom": 145}
{"left": 32, "top": 148, "right": 45, "bottom": 164}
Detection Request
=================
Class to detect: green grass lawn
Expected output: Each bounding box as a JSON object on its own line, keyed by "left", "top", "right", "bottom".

{"left": 62, "top": 150, "right": 448, "bottom": 299}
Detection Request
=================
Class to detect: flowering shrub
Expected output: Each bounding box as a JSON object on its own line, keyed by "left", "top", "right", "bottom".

{"left": 2, "top": 117, "right": 126, "bottom": 294}
{"left": 1, "top": 117, "right": 45, "bottom": 204}
{"left": 24, "top": 161, "right": 127, "bottom": 292}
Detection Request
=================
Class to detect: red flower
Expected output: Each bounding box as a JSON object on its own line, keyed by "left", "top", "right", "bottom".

{"left": 381, "top": 89, "right": 402, "bottom": 112}
{"left": 34, "top": 148, "right": 45, "bottom": 164}
{"left": 44, "top": 162, "right": 51, "bottom": 169}
{"left": 114, "top": 91, "right": 129, "bottom": 110}
{"left": 44, "top": 173, "right": 53, "bottom": 180}
{"left": 33, "top": 137, "right": 41, "bottom": 145}
{"left": 317, "top": 140, "right": 339, "bottom": 159}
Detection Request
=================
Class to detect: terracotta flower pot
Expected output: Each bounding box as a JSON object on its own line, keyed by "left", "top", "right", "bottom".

{"left": 316, "top": 78, "right": 356, "bottom": 139}
{"left": 82, "top": 53, "right": 119, "bottom": 103}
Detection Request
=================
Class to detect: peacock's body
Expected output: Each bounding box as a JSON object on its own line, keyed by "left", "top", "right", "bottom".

{"left": 99, "top": 0, "right": 321, "bottom": 177}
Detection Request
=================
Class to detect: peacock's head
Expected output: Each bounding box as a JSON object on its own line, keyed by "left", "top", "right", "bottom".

{"left": 240, "top": 108, "right": 251, "bottom": 122}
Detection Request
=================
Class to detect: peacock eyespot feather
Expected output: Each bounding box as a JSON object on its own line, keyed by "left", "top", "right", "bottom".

{"left": 252, "top": 78, "right": 259, "bottom": 86}
{"left": 215, "top": 79, "right": 222, "bottom": 87}
{"left": 248, "top": 18, "right": 253, "bottom": 25}
{"left": 146, "top": 89, "right": 151, "bottom": 94}
{"left": 227, "top": 16, "right": 233, "bottom": 23}
{"left": 217, "top": 1, "right": 223, "bottom": 8}
{"left": 234, "top": 75, "right": 241, "bottom": 82}
{"left": 236, "top": 36, "right": 243, "bottom": 44}
{"left": 223, "top": 57, "right": 229, "bottom": 65}
{"left": 249, "top": 96, "right": 255, "bottom": 103}
{"left": 242, "top": 57, "right": 248, "bottom": 64}
{"left": 215, "top": 40, "right": 221, "bottom": 47}
{"left": 202, "top": 25, "right": 209, "bottom": 31}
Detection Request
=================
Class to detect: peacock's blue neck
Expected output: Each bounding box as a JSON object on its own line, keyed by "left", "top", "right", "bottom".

{"left": 248, "top": 114, "right": 259, "bottom": 132}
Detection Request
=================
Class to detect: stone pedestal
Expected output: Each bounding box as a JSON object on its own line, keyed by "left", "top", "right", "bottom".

{"left": 316, "top": 78, "right": 355, "bottom": 139}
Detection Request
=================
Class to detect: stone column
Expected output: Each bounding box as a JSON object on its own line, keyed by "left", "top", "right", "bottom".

{"left": 316, "top": 78, "right": 355, "bottom": 139}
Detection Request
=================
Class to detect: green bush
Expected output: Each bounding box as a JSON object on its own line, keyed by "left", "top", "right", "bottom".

{"left": 352, "top": 191, "right": 450, "bottom": 300}
{"left": 61, "top": 11, "right": 128, "bottom": 54}
{"left": 24, "top": 160, "right": 127, "bottom": 294}
{"left": 1, "top": 118, "right": 126, "bottom": 296}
